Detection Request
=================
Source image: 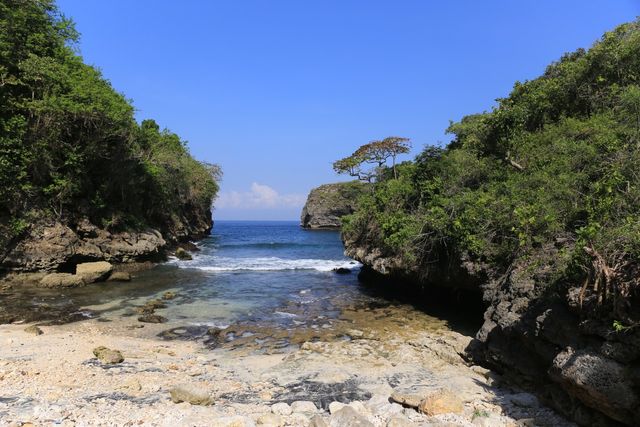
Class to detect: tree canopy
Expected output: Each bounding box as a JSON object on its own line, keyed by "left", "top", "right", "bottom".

{"left": 0, "top": 0, "right": 219, "bottom": 243}
{"left": 333, "top": 137, "right": 411, "bottom": 182}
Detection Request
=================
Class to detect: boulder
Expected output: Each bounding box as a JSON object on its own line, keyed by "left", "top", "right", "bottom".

{"left": 162, "top": 291, "right": 177, "bottom": 300}
{"left": 107, "top": 271, "right": 131, "bottom": 282}
{"left": 38, "top": 273, "right": 85, "bottom": 288}
{"left": 417, "top": 389, "right": 464, "bottom": 416}
{"left": 550, "top": 347, "right": 638, "bottom": 424}
{"left": 333, "top": 268, "right": 351, "bottom": 275}
{"left": 169, "top": 383, "right": 213, "bottom": 405}
{"left": 76, "top": 261, "right": 113, "bottom": 283}
{"left": 175, "top": 247, "right": 193, "bottom": 260}
{"left": 291, "top": 400, "right": 318, "bottom": 413}
{"left": 93, "top": 346, "right": 124, "bottom": 364}
{"left": 308, "top": 415, "right": 329, "bottom": 427}
{"left": 271, "top": 402, "right": 292, "bottom": 416}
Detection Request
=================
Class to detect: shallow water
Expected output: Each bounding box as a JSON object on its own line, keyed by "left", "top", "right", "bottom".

{"left": 0, "top": 221, "right": 481, "bottom": 349}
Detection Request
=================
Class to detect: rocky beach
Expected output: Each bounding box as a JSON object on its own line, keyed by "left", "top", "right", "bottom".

{"left": 0, "top": 289, "right": 572, "bottom": 427}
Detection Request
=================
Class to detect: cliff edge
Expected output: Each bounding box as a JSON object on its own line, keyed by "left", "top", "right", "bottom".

{"left": 300, "top": 182, "right": 367, "bottom": 229}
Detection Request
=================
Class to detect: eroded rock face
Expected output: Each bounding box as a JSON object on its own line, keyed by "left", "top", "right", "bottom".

{"left": 76, "top": 261, "right": 113, "bottom": 283}
{"left": 300, "top": 182, "right": 367, "bottom": 229}
{"left": 1, "top": 221, "right": 166, "bottom": 272}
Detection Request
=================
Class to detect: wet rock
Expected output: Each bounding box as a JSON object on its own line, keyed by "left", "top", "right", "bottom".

{"left": 257, "top": 413, "right": 282, "bottom": 426}
{"left": 76, "top": 261, "right": 113, "bottom": 283}
{"left": 145, "top": 299, "right": 167, "bottom": 309}
{"left": 291, "top": 400, "right": 318, "bottom": 413}
{"left": 417, "top": 389, "right": 463, "bottom": 416}
{"left": 38, "top": 273, "right": 85, "bottom": 288}
{"left": 333, "top": 268, "right": 351, "bottom": 275}
{"left": 271, "top": 402, "right": 292, "bottom": 416}
{"left": 390, "top": 392, "right": 422, "bottom": 409}
{"left": 162, "top": 291, "right": 177, "bottom": 300}
{"left": 175, "top": 248, "right": 193, "bottom": 260}
{"left": 138, "top": 314, "right": 167, "bottom": 323}
{"left": 107, "top": 271, "right": 131, "bottom": 282}
{"left": 346, "top": 329, "right": 364, "bottom": 339}
{"left": 328, "top": 406, "right": 374, "bottom": 427}
{"left": 169, "top": 384, "right": 213, "bottom": 406}
{"left": 23, "top": 325, "right": 43, "bottom": 336}
{"left": 92, "top": 346, "right": 124, "bottom": 364}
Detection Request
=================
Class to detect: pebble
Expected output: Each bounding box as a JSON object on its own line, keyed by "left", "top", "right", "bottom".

{"left": 24, "top": 325, "right": 43, "bottom": 336}
{"left": 329, "top": 406, "right": 374, "bottom": 427}
{"left": 256, "top": 413, "right": 282, "bottom": 426}
{"left": 169, "top": 384, "right": 213, "bottom": 406}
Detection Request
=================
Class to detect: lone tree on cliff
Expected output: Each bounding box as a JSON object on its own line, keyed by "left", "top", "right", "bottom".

{"left": 333, "top": 137, "right": 411, "bottom": 181}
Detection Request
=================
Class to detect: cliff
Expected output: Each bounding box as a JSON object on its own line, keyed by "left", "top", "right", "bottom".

{"left": 300, "top": 182, "right": 367, "bottom": 229}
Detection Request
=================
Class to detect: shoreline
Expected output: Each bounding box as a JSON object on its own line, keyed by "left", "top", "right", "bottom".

{"left": 0, "top": 300, "right": 573, "bottom": 426}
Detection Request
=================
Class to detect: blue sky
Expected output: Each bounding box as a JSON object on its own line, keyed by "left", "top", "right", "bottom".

{"left": 58, "top": 0, "right": 639, "bottom": 220}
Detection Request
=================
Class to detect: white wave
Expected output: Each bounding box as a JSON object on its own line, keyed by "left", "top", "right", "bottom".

{"left": 175, "top": 256, "right": 361, "bottom": 273}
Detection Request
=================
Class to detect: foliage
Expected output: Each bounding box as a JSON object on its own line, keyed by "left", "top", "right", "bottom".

{"left": 343, "top": 20, "right": 640, "bottom": 324}
{"left": 0, "top": 0, "right": 219, "bottom": 241}
{"left": 333, "top": 137, "right": 411, "bottom": 182}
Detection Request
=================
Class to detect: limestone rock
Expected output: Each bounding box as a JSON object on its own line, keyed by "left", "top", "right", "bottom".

{"left": 24, "top": 325, "right": 43, "bottom": 336}
{"left": 76, "top": 261, "right": 113, "bottom": 283}
{"left": 386, "top": 415, "right": 414, "bottom": 427}
{"left": 169, "top": 383, "right": 213, "bottom": 406}
{"left": 300, "top": 182, "right": 367, "bottom": 229}
{"left": 308, "top": 415, "right": 329, "bottom": 427}
{"left": 328, "top": 406, "right": 374, "bottom": 427}
{"left": 38, "top": 273, "right": 85, "bottom": 288}
{"left": 271, "top": 402, "right": 292, "bottom": 416}
{"left": 390, "top": 392, "right": 422, "bottom": 409}
{"left": 107, "top": 271, "right": 131, "bottom": 282}
{"left": 256, "top": 413, "right": 282, "bottom": 426}
{"left": 417, "top": 389, "right": 464, "bottom": 416}
{"left": 1, "top": 221, "right": 167, "bottom": 272}
{"left": 291, "top": 400, "right": 317, "bottom": 413}
{"left": 92, "top": 346, "right": 124, "bottom": 364}
{"left": 328, "top": 401, "right": 346, "bottom": 414}
{"left": 550, "top": 347, "right": 638, "bottom": 424}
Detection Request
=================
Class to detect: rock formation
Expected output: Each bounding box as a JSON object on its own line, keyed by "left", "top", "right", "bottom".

{"left": 300, "top": 182, "right": 367, "bottom": 229}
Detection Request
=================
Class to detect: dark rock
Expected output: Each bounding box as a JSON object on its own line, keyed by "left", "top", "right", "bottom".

{"left": 300, "top": 182, "right": 367, "bottom": 229}
{"left": 138, "top": 314, "right": 168, "bottom": 324}
{"left": 175, "top": 247, "right": 192, "bottom": 260}
{"left": 333, "top": 268, "right": 351, "bottom": 275}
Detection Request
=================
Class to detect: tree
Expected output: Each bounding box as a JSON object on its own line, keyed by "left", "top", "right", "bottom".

{"left": 333, "top": 137, "right": 411, "bottom": 182}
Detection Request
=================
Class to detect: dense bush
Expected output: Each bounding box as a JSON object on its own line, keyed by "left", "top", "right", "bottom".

{"left": 0, "top": 0, "right": 219, "bottom": 240}
{"left": 343, "top": 20, "right": 640, "bottom": 325}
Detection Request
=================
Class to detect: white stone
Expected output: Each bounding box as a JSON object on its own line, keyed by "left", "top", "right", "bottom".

{"left": 290, "top": 400, "right": 317, "bottom": 413}
{"left": 328, "top": 401, "right": 346, "bottom": 414}
{"left": 270, "top": 402, "right": 292, "bottom": 416}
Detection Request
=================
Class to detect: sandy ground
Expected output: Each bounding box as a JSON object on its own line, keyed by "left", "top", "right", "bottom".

{"left": 0, "top": 304, "right": 575, "bottom": 427}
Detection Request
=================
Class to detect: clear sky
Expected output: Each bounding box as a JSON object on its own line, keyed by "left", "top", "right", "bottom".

{"left": 57, "top": 0, "right": 639, "bottom": 220}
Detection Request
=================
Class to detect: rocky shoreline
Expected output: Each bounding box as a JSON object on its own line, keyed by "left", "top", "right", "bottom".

{"left": 0, "top": 290, "right": 572, "bottom": 427}
{"left": 300, "top": 182, "right": 367, "bottom": 230}
{"left": 343, "top": 239, "right": 639, "bottom": 427}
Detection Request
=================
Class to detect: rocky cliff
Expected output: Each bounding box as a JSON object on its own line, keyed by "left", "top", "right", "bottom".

{"left": 345, "top": 237, "right": 640, "bottom": 426}
{"left": 300, "top": 182, "right": 367, "bottom": 229}
{"left": 0, "top": 211, "right": 212, "bottom": 273}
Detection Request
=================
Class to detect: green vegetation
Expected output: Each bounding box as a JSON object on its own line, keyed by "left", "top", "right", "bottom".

{"left": 342, "top": 20, "right": 640, "bottom": 325}
{"left": 0, "top": 0, "right": 219, "bottom": 242}
{"left": 333, "top": 137, "right": 411, "bottom": 182}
